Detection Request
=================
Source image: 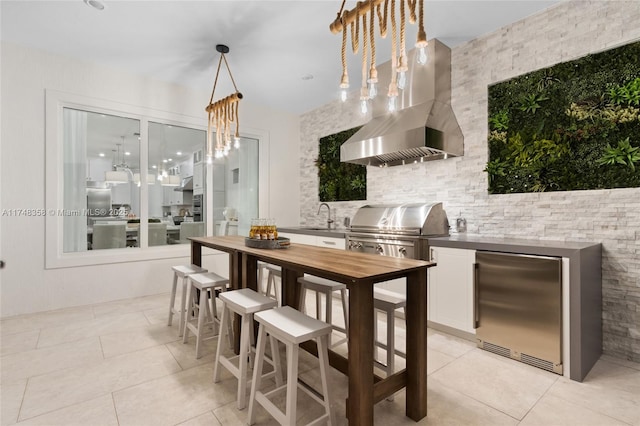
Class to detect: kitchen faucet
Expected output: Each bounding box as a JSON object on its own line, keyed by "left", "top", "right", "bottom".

{"left": 317, "top": 203, "right": 334, "bottom": 229}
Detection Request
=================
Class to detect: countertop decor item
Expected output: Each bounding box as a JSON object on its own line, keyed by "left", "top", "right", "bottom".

{"left": 244, "top": 237, "right": 290, "bottom": 249}
{"left": 329, "top": 0, "right": 428, "bottom": 114}
{"left": 205, "top": 44, "right": 243, "bottom": 161}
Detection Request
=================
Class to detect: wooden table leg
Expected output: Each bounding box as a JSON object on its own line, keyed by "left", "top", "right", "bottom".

{"left": 230, "top": 251, "right": 243, "bottom": 354}
{"left": 281, "top": 267, "right": 303, "bottom": 309}
{"left": 242, "top": 254, "right": 258, "bottom": 292}
{"left": 346, "top": 281, "right": 374, "bottom": 425}
{"left": 405, "top": 268, "right": 428, "bottom": 420}
{"left": 191, "top": 242, "right": 202, "bottom": 267}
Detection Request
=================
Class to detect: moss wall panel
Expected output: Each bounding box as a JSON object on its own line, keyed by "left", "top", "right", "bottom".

{"left": 487, "top": 41, "right": 640, "bottom": 194}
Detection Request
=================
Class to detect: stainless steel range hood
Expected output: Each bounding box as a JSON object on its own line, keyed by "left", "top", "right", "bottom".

{"left": 341, "top": 39, "right": 463, "bottom": 167}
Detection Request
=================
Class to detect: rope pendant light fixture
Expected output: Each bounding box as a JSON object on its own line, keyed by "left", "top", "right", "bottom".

{"left": 205, "top": 44, "right": 243, "bottom": 161}
{"left": 330, "top": 0, "right": 427, "bottom": 114}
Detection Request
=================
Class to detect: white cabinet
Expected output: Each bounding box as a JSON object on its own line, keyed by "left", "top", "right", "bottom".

{"left": 428, "top": 246, "right": 476, "bottom": 334}
{"left": 111, "top": 183, "right": 132, "bottom": 205}
{"left": 278, "top": 232, "right": 345, "bottom": 250}
{"left": 193, "top": 163, "right": 204, "bottom": 195}
{"left": 315, "top": 236, "right": 346, "bottom": 250}
{"left": 162, "top": 187, "right": 174, "bottom": 206}
{"left": 163, "top": 187, "right": 193, "bottom": 206}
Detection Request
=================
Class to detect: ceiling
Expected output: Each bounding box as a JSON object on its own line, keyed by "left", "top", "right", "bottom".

{"left": 1, "top": 0, "right": 560, "bottom": 115}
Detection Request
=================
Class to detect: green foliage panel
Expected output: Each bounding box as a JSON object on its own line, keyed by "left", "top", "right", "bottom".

{"left": 486, "top": 41, "right": 640, "bottom": 194}
{"left": 316, "top": 126, "right": 366, "bottom": 202}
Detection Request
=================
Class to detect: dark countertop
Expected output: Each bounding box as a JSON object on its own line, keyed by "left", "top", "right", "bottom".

{"left": 428, "top": 234, "right": 600, "bottom": 258}
{"left": 279, "top": 226, "right": 347, "bottom": 238}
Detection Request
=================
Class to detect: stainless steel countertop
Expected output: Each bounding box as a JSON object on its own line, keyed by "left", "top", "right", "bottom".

{"left": 428, "top": 234, "right": 600, "bottom": 257}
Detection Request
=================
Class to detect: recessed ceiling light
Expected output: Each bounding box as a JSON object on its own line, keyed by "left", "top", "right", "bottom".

{"left": 99, "top": 153, "right": 105, "bottom": 157}
{"left": 124, "top": 152, "right": 131, "bottom": 156}
{"left": 152, "top": 165, "right": 157, "bottom": 169}
{"left": 176, "top": 151, "right": 182, "bottom": 156}
{"left": 162, "top": 159, "right": 168, "bottom": 163}
{"left": 83, "top": 0, "right": 105, "bottom": 11}
{"left": 168, "top": 158, "right": 173, "bottom": 162}
{"left": 302, "top": 74, "right": 314, "bottom": 81}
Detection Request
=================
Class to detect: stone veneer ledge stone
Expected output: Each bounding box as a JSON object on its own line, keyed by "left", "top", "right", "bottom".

{"left": 299, "top": 0, "right": 640, "bottom": 362}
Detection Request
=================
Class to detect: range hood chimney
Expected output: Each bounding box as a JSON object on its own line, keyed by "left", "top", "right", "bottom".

{"left": 340, "top": 39, "right": 463, "bottom": 167}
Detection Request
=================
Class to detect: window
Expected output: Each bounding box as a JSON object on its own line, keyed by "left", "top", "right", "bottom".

{"left": 63, "top": 108, "right": 141, "bottom": 252}
{"left": 45, "top": 90, "right": 268, "bottom": 268}
{"left": 148, "top": 122, "right": 206, "bottom": 245}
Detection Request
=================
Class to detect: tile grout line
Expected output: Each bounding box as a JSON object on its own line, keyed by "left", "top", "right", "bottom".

{"left": 110, "top": 392, "right": 121, "bottom": 426}
{"left": 514, "top": 373, "right": 560, "bottom": 424}
{"left": 547, "top": 388, "right": 635, "bottom": 426}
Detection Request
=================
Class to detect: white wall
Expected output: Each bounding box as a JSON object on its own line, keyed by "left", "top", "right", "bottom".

{"left": 0, "top": 42, "right": 300, "bottom": 317}
{"left": 299, "top": 1, "right": 640, "bottom": 362}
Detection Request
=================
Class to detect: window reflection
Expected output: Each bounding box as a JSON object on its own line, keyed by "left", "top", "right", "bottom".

{"left": 148, "top": 122, "right": 206, "bottom": 244}
{"left": 63, "top": 108, "right": 140, "bottom": 252}
{"left": 210, "top": 137, "right": 259, "bottom": 237}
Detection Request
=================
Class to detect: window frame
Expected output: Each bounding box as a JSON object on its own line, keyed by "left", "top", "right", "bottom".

{"left": 45, "top": 90, "right": 270, "bottom": 269}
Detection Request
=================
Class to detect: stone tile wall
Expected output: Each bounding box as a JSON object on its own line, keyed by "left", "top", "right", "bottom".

{"left": 300, "top": 0, "right": 640, "bottom": 361}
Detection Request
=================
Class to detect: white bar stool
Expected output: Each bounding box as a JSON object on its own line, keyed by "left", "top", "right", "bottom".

{"left": 168, "top": 264, "right": 208, "bottom": 337}
{"left": 373, "top": 287, "right": 407, "bottom": 400}
{"left": 248, "top": 306, "right": 334, "bottom": 426}
{"left": 297, "top": 275, "right": 349, "bottom": 336}
{"left": 213, "top": 288, "right": 282, "bottom": 410}
{"left": 258, "top": 262, "right": 282, "bottom": 305}
{"left": 182, "top": 272, "right": 229, "bottom": 359}
{"left": 265, "top": 264, "right": 282, "bottom": 304}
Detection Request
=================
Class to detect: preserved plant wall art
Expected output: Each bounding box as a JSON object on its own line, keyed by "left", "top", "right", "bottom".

{"left": 486, "top": 41, "right": 640, "bottom": 194}
{"left": 316, "top": 126, "right": 366, "bottom": 202}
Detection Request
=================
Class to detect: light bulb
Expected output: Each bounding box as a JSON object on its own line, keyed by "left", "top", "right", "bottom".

{"left": 340, "top": 88, "right": 348, "bottom": 102}
{"left": 387, "top": 96, "right": 397, "bottom": 112}
{"left": 397, "top": 71, "right": 407, "bottom": 90}
{"left": 417, "top": 46, "right": 428, "bottom": 65}
{"left": 360, "top": 99, "right": 368, "bottom": 115}
{"left": 207, "top": 155, "right": 213, "bottom": 164}
{"left": 368, "top": 82, "right": 377, "bottom": 98}
{"left": 234, "top": 137, "right": 240, "bottom": 149}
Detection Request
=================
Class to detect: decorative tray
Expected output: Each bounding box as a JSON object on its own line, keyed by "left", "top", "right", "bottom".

{"left": 244, "top": 237, "right": 290, "bottom": 249}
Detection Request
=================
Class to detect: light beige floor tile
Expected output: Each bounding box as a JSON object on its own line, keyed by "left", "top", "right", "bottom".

{"left": 0, "top": 329, "right": 39, "bottom": 356}
{"left": 19, "top": 346, "right": 181, "bottom": 421}
{"left": 212, "top": 399, "right": 281, "bottom": 426}
{"left": 100, "top": 322, "right": 180, "bottom": 358}
{"left": 547, "top": 359, "right": 640, "bottom": 425}
{"left": 92, "top": 293, "right": 170, "bottom": 318}
{"left": 426, "top": 329, "right": 475, "bottom": 358}
{"left": 1, "top": 337, "right": 103, "bottom": 383}
{"left": 112, "top": 363, "right": 235, "bottom": 426}
{"left": 165, "top": 334, "right": 220, "bottom": 371}
{"left": 0, "top": 306, "right": 95, "bottom": 336}
{"left": 143, "top": 305, "right": 173, "bottom": 325}
{"left": 0, "top": 379, "right": 26, "bottom": 426}
{"left": 600, "top": 354, "right": 640, "bottom": 372}
{"left": 177, "top": 411, "right": 221, "bottom": 426}
{"left": 12, "top": 394, "right": 118, "bottom": 426}
{"left": 377, "top": 379, "right": 519, "bottom": 426}
{"left": 519, "top": 393, "right": 629, "bottom": 426}
{"left": 426, "top": 348, "right": 456, "bottom": 375}
{"left": 36, "top": 311, "right": 150, "bottom": 348}
{"left": 430, "top": 349, "right": 558, "bottom": 420}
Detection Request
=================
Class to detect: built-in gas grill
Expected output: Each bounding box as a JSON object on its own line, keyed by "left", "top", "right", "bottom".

{"left": 346, "top": 203, "right": 449, "bottom": 261}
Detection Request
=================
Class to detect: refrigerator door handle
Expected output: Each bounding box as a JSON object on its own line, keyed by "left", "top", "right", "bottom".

{"left": 473, "top": 262, "right": 479, "bottom": 329}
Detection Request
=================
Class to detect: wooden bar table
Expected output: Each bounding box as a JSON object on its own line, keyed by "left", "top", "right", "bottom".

{"left": 190, "top": 235, "right": 435, "bottom": 425}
